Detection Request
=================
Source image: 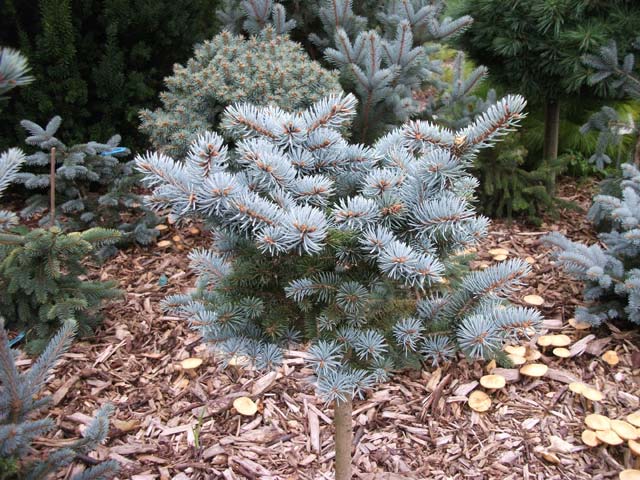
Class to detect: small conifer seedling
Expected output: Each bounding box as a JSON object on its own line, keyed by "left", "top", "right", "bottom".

{"left": 14, "top": 116, "right": 159, "bottom": 257}
{"left": 0, "top": 320, "right": 119, "bottom": 479}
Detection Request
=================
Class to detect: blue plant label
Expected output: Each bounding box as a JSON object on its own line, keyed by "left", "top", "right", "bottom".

{"left": 100, "top": 147, "right": 128, "bottom": 156}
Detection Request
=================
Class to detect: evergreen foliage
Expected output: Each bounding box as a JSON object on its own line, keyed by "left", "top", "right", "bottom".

{"left": 544, "top": 38, "right": 640, "bottom": 327}
{"left": 472, "top": 127, "right": 572, "bottom": 224}
{"left": 14, "top": 115, "right": 159, "bottom": 257}
{"left": 209, "top": 0, "right": 488, "bottom": 143}
{"left": 0, "top": 148, "right": 26, "bottom": 233}
{"left": 452, "top": 0, "right": 640, "bottom": 220}
{"left": 0, "top": 226, "right": 121, "bottom": 352}
{"left": 0, "top": 319, "right": 118, "bottom": 479}
{"left": 136, "top": 93, "right": 542, "bottom": 402}
{"left": 0, "top": 47, "right": 33, "bottom": 111}
{"left": 140, "top": 28, "right": 342, "bottom": 158}
{"left": 0, "top": 0, "right": 221, "bottom": 151}
{"left": 453, "top": 0, "right": 640, "bottom": 102}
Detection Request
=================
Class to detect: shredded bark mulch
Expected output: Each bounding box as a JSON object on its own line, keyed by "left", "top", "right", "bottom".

{"left": 19, "top": 178, "right": 640, "bottom": 479}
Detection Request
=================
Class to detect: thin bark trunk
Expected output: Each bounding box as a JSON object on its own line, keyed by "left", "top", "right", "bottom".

{"left": 633, "top": 129, "right": 640, "bottom": 167}
{"left": 334, "top": 398, "right": 353, "bottom": 480}
{"left": 50, "top": 147, "right": 56, "bottom": 227}
{"left": 542, "top": 99, "right": 560, "bottom": 195}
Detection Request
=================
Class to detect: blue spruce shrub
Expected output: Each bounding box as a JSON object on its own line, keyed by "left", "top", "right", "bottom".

{"left": 136, "top": 92, "right": 542, "bottom": 403}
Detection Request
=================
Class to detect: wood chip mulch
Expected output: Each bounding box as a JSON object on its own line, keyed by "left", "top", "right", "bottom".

{"left": 19, "top": 178, "right": 640, "bottom": 479}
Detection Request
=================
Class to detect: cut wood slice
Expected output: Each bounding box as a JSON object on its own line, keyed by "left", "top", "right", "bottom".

{"left": 520, "top": 363, "right": 548, "bottom": 377}
{"left": 504, "top": 345, "right": 526, "bottom": 357}
{"left": 569, "top": 382, "right": 586, "bottom": 394}
{"left": 582, "top": 387, "right": 604, "bottom": 402}
{"left": 610, "top": 420, "right": 639, "bottom": 441}
{"left": 523, "top": 294, "right": 544, "bottom": 306}
{"left": 233, "top": 396, "right": 258, "bottom": 416}
{"left": 553, "top": 347, "right": 571, "bottom": 358}
{"left": 585, "top": 414, "right": 610, "bottom": 431}
{"left": 493, "top": 254, "right": 508, "bottom": 261}
{"left": 489, "top": 248, "right": 509, "bottom": 256}
{"left": 596, "top": 429, "right": 624, "bottom": 446}
{"left": 525, "top": 348, "right": 542, "bottom": 361}
{"left": 485, "top": 359, "right": 497, "bottom": 373}
{"left": 628, "top": 411, "right": 640, "bottom": 428}
{"left": 157, "top": 240, "right": 173, "bottom": 248}
{"left": 550, "top": 334, "right": 572, "bottom": 347}
{"left": 155, "top": 224, "right": 169, "bottom": 231}
{"left": 581, "top": 429, "right": 599, "bottom": 447}
{"left": 537, "top": 335, "right": 554, "bottom": 347}
{"left": 620, "top": 470, "right": 640, "bottom": 480}
{"left": 568, "top": 318, "right": 591, "bottom": 330}
{"left": 480, "top": 374, "right": 506, "bottom": 390}
{"left": 507, "top": 354, "right": 527, "bottom": 366}
{"left": 468, "top": 390, "right": 492, "bottom": 412}
{"left": 180, "top": 358, "right": 203, "bottom": 370}
{"left": 602, "top": 350, "right": 620, "bottom": 366}
{"left": 629, "top": 439, "right": 640, "bottom": 456}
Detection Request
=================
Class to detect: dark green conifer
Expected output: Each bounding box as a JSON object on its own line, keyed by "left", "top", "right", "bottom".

{"left": 0, "top": 0, "right": 221, "bottom": 150}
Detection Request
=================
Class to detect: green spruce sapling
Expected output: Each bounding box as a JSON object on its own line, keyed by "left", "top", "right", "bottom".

{"left": 136, "top": 93, "right": 541, "bottom": 479}
{"left": 0, "top": 225, "right": 122, "bottom": 352}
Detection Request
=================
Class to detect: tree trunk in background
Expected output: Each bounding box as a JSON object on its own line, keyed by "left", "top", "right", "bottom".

{"left": 334, "top": 398, "right": 353, "bottom": 480}
{"left": 634, "top": 129, "right": 640, "bottom": 167}
{"left": 543, "top": 99, "right": 560, "bottom": 195}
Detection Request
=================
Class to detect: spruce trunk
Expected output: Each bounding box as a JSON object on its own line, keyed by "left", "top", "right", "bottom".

{"left": 634, "top": 128, "right": 640, "bottom": 167}
{"left": 542, "top": 99, "right": 560, "bottom": 195}
{"left": 334, "top": 398, "right": 353, "bottom": 480}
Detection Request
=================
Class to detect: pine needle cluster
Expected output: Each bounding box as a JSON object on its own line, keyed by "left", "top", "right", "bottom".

{"left": 0, "top": 320, "right": 118, "bottom": 479}
{"left": 0, "top": 47, "right": 33, "bottom": 110}
{"left": 140, "top": 28, "right": 342, "bottom": 158}
{"left": 137, "top": 92, "right": 542, "bottom": 402}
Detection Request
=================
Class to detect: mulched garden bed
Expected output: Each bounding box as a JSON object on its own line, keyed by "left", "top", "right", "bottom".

{"left": 25, "top": 177, "right": 640, "bottom": 480}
